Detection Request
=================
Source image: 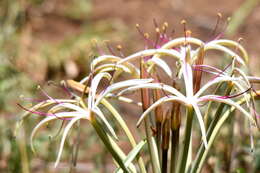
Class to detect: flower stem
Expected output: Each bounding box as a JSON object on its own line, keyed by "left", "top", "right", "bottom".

{"left": 170, "top": 128, "right": 180, "bottom": 173}
{"left": 162, "top": 118, "right": 170, "bottom": 173}
{"left": 91, "top": 116, "right": 129, "bottom": 173}
{"left": 101, "top": 99, "right": 146, "bottom": 173}
{"left": 176, "top": 106, "right": 194, "bottom": 173}
{"left": 140, "top": 59, "right": 160, "bottom": 173}
{"left": 144, "top": 117, "right": 161, "bottom": 173}
{"left": 190, "top": 83, "right": 233, "bottom": 173}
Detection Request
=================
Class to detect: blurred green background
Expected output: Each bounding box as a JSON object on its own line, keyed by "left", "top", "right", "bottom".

{"left": 0, "top": 0, "right": 260, "bottom": 172}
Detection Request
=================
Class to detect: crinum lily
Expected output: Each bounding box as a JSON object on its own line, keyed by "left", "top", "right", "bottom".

{"left": 20, "top": 22, "right": 260, "bottom": 173}
{"left": 96, "top": 36, "right": 257, "bottom": 148}
{"left": 93, "top": 35, "right": 259, "bottom": 173}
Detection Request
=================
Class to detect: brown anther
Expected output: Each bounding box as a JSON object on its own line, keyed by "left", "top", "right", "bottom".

{"left": 116, "top": 45, "right": 122, "bottom": 51}
{"left": 186, "top": 30, "right": 192, "bottom": 37}
{"left": 217, "top": 12, "right": 222, "bottom": 18}
{"left": 144, "top": 33, "right": 149, "bottom": 39}
{"left": 238, "top": 37, "right": 243, "bottom": 43}
{"left": 227, "top": 17, "right": 231, "bottom": 23}
{"left": 162, "top": 26, "right": 166, "bottom": 31}
{"left": 156, "top": 27, "right": 160, "bottom": 33}
{"left": 163, "top": 22, "right": 169, "bottom": 28}
{"left": 181, "top": 19, "right": 187, "bottom": 25}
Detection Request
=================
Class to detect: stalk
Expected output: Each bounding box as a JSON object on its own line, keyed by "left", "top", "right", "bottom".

{"left": 190, "top": 83, "right": 233, "bottom": 172}
{"left": 170, "top": 102, "right": 181, "bottom": 173}
{"left": 176, "top": 106, "right": 194, "bottom": 173}
{"left": 140, "top": 60, "right": 161, "bottom": 173}
{"left": 162, "top": 117, "right": 170, "bottom": 173}
{"left": 91, "top": 116, "right": 129, "bottom": 173}
{"left": 101, "top": 99, "right": 146, "bottom": 173}
{"left": 17, "top": 127, "right": 30, "bottom": 173}
{"left": 192, "top": 91, "right": 260, "bottom": 173}
{"left": 153, "top": 88, "right": 164, "bottom": 163}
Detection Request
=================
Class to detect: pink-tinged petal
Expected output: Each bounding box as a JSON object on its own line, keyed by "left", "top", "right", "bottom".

{"left": 198, "top": 95, "right": 256, "bottom": 124}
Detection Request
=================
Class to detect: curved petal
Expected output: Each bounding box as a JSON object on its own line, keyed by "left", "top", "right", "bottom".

{"left": 136, "top": 96, "right": 188, "bottom": 127}
{"left": 160, "top": 37, "right": 204, "bottom": 49}
{"left": 148, "top": 57, "right": 172, "bottom": 77}
{"left": 204, "top": 43, "right": 245, "bottom": 65}
{"left": 190, "top": 101, "right": 208, "bottom": 148}
{"left": 30, "top": 112, "right": 85, "bottom": 153}
{"left": 198, "top": 95, "right": 256, "bottom": 124}
{"left": 95, "top": 78, "right": 154, "bottom": 106}
{"left": 117, "top": 83, "right": 186, "bottom": 99}
{"left": 55, "top": 116, "right": 84, "bottom": 167}
{"left": 195, "top": 76, "right": 244, "bottom": 98}
{"left": 89, "top": 72, "right": 111, "bottom": 108}
{"left": 92, "top": 55, "right": 122, "bottom": 69}
{"left": 118, "top": 49, "right": 182, "bottom": 64}
{"left": 208, "top": 39, "right": 248, "bottom": 63}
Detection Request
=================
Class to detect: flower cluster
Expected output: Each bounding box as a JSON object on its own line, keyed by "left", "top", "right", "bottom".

{"left": 19, "top": 22, "right": 260, "bottom": 173}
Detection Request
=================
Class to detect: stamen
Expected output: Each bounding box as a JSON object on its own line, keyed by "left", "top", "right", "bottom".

{"left": 211, "top": 60, "right": 233, "bottom": 80}
{"left": 48, "top": 80, "right": 73, "bottom": 97}
{"left": 154, "top": 27, "right": 161, "bottom": 48}
{"left": 136, "top": 24, "right": 154, "bottom": 48}
{"left": 211, "top": 12, "right": 222, "bottom": 37}
{"left": 217, "top": 86, "right": 252, "bottom": 99}
{"left": 153, "top": 18, "right": 159, "bottom": 28}
{"left": 91, "top": 39, "right": 104, "bottom": 55}
{"left": 17, "top": 103, "right": 72, "bottom": 120}
{"left": 116, "top": 45, "right": 125, "bottom": 57}
{"left": 213, "top": 17, "right": 231, "bottom": 40}
{"left": 19, "top": 95, "right": 46, "bottom": 103}
{"left": 160, "top": 22, "right": 169, "bottom": 43}
{"left": 181, "top": 20, "right": 188, "bottom": 46}
{"left": 37, "top": 85, "right": 60, "bottom": 104}
{"left": 236, "top": 37, "right": 244, "bottom": 53}
{"left": 104, "top": 40, "right": 116, "bottom": 55}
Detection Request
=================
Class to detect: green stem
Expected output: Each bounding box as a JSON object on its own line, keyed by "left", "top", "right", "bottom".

{"left": 91, "top": 117, "right": 129, "bottom": 173}
{"left": 176, "top": 107, "right": 194, "bottom": 173}
{"left": 144, "top": 117, "right": 161, "bottom": 173}
{"left": 190, "top": 84, "right": 233, "bottom": 173}
{"left": 156, "top": 122, "right": 162, "bottom": 164}
{"left": 101, "top": 99, "right": 146, "bottom": 173}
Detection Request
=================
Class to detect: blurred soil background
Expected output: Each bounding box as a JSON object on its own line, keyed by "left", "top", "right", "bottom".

{"left": 0, "top": 0, "right": 260, "bottom": 173}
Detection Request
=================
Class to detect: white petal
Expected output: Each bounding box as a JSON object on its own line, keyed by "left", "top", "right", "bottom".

{"left": 148, "top": 57, "right": 172, "bottom": 77}
{"left": 117, "top": 83, "right": 186, "bottom": 99}
{"left": 198, "top": 95, "right": 255, "bottom": 124}
{"left": 136, "top": 96, "right": 188, "bottom": 127}
{"left": 190, "top": 102, "right": 208, "bottom": 148}
{"left": 55, "top": 116, "right": 84, "bottom": 167}
{"left": 95, "top": 78, "right": 154, "bottom": 106}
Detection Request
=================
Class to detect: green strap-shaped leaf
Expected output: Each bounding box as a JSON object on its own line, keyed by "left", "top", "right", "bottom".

{"left": 115, "top": 140, "right": 146, "bottom": 173}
